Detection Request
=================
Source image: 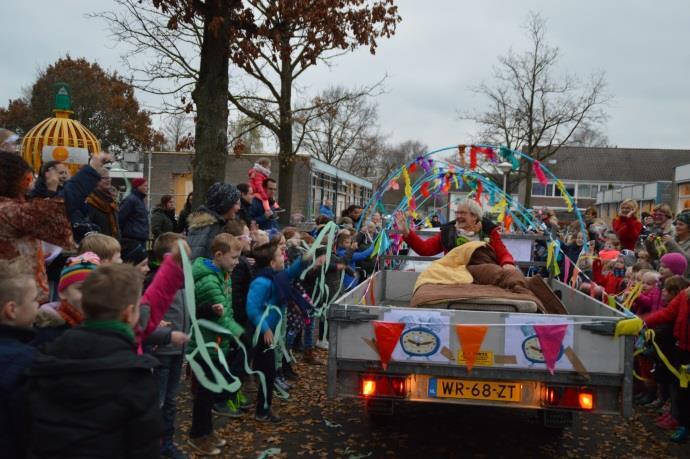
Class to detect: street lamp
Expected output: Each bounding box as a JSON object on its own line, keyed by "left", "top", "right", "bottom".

{"left": 497, "top": 161, "right": 513, "bottom": 194}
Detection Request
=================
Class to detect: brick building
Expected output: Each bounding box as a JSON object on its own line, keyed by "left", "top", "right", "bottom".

{"left": 142, "top": 152, "right": 372, "bottom": 221}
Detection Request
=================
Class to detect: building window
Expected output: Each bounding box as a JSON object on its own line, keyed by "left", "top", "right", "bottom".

{"left": 532, "top": 183, "right": 554, "bottom": 196}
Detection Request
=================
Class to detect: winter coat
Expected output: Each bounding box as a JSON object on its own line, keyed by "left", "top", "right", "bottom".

{"left": 26, "top": 326, "right": 161, "bottom": 458}
{"left": 232, "top": 256, "right": 254, "bottom": 328}
{"left": 247, "top": 257, "right": 303, "bottom": 334}
{"left": 32, "top": 302, "right": 72, "bottom": 347}
{"left": 336, "top": 244, "right": 375, "bottom": 289}
{"left": 187, "top": 207, "right": 226, "bottom": 260}
{"left": 249, "top": 197, "right": 278, "bottom": 231}
{"left": 612, "top": 215, "right": 642, "bottom": 251}
{"left": 238, "top": 199, "right": 253, "bottom": 227}
{"left": 644, "top": 290, "right": 690, "bottom": 351}
{"left": 632, "top": 286, "right": 664, "bottom": 315}
{"left": 319, "top": 204, "right": 334, "bottom": 220}
{"left": 248, "top": 164, "right": 271, "bottom": 201}
{"left": 27, "top": 178, "right": 62, "bottom": 199}
{"left": 83, "top": 189, "right": 120, "bottom": 239}
{"left": 176, "top": 202, "right": 192, "bottom": 234}
{"left": 143, "top": 264, "right": 189, "bottom": 356}
{"left": 0, "top": 197, "right": 75, "bottom": 303}
{"left": 139, "top": 254, "right": 185, "bottom": 341}
{"left": 592, "top": 258, "right": 625, "bottom": 295}
{"left": 150, "top": 207, "right": 176, "bottom": 239}
{"left": 118, "top": 189, "right": 149, "bottom": 242}
{"left": 404, "top": 218, "right": 515, "bottom": 266}
{"left": 0, "top": 324, "right": 37, "bottom": 459}
{"left": 190, "top": 257, "right": 244, "bottom": 355}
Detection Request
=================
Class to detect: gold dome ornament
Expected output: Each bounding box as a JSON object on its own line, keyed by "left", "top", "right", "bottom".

{"left": 21, "top": 82, "right": 101, "bottom": 174}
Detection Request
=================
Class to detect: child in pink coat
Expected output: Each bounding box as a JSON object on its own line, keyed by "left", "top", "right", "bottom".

{"left": 248, "top": 158, "right": 279, "bottom": 213}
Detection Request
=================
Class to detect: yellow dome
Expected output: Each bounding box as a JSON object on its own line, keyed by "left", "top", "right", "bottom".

{"left": 21, "top": 109, "right": 101, "bottom": 174}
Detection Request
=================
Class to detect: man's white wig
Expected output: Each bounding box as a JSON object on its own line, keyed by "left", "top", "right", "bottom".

{"left": 457, "top": 198, "right": 483, "bottom": 221}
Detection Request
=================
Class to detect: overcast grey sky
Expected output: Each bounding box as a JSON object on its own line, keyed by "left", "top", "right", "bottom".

{"left": 3, "top": 0, "right": 690, "bottom": 150}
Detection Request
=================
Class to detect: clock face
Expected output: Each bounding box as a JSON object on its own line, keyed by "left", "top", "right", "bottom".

{"left": 521, "top": 336, "right": 564, "bottom": 364}
{"left": 400, "top": 327, "right": 441, "bottom": 357}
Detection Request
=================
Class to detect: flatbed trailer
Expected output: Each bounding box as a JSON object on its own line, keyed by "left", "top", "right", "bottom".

{"left": 327, "top": 267, "right": 633, "bottom": 428}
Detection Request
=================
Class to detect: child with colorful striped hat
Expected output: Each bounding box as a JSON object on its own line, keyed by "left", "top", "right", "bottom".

{"left": 34, "top": 252, "right": 100, "bottom": 345}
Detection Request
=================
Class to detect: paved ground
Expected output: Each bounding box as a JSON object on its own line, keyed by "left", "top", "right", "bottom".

{"left": 175, "top": 350, "right": 689, "bottom": 458}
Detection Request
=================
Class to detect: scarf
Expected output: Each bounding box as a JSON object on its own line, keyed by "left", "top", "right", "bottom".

{"left": 255, "top": 267, "right": 314, "bottom": 316}
{"left": 82, "top": 319, "right": 135, "bottom": 342}
{"left": 57, "top": 299, "right": 85, "bottom": 327}
{"left": 86, "top": 190, "right": 119, "bottom": 237}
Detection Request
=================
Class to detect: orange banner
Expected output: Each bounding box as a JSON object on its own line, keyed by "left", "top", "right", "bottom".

{"left": 372, "top": 321, "right": 405, "bottom": 370}
{"left": 456, "top": 325, "right": 489, "bottom": 373}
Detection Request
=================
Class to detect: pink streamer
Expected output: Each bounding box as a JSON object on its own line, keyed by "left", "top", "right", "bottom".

{"left": 533, "top": 161, "right": 549, "bottom": 186}
{"left": 563, "top": 257, "right": 571, "bottom": 285}
{"left": 533, "top": 324, "right": 568, "bottom": 375}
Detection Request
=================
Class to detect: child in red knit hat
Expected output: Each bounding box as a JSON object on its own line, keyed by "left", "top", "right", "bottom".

{"left": 34, "top": 252, "right": 100, "bottom": 345}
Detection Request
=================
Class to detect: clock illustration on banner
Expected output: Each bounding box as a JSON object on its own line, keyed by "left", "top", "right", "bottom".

{"left": 400, "top": 326, "right": 441, "bottom": 357}
{"left": 520, "top": 325, "right": 564, "bottom": 364}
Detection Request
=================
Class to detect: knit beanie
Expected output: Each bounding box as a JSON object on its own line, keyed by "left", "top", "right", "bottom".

{"left": 121, "top": 239, "right": 149, "bottom": 265}
{"left": 131, "top": 177, "right": 147, "bottom": 189}
{"left": 675, "top": 211, "right": 690, "bottom": 226}
{"left": 58, "top": 252, "right": 101, "bottom": 293}
{"left": 205, "top": 182, "right": 240, "bottom": 215}
{"left": 660, "top": 252, "right": 688, "bottom": 276}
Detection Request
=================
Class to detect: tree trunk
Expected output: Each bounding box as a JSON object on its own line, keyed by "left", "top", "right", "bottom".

{"left": 276, "top": 39, "right": 294, "bottom": 225}
{"left": 191, "top": 0, "right": 231, "bottom": 210}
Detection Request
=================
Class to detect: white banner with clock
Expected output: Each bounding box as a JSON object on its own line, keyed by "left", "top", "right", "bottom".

{"left": 383, "top": 310, "right": 450, "bottom": 363}
{"left": 503, "top": 316, "right": 574, "bottom": 371}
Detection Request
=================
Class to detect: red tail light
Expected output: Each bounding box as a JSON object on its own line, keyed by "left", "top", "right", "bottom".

{"left": 359, "top": 374, "right": 407, "bottom": 398}
{"left": 544, "top": 386, "right": 594, "bottom": 411}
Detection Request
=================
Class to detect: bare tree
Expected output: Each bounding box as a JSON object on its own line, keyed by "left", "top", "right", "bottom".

{"left": 92, "top": 0, "right": 202, "bottom": 114}
{"left": 460, "top": 12, "right": 610, "bottom": 207}
{"left": 296, "top": 86, "right": 379, "bottom": 168}
{"left": 565, "top": 121, "right": 610, "bottom": 147}
{"left": 228, "top": 115, "right": 265, "bottom": 155}
{"left": 161, "top": 113, "right": 194, "bottom": 150}
{"left": 96, "top": 0, "right": 399, "bottom": 215}
{"left": 348, "top": 136, "right": 427, "bottom": 187}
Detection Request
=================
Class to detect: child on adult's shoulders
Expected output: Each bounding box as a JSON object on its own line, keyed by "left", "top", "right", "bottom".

{"left": 26, "top": 263, "right": 162, "bottom": 458}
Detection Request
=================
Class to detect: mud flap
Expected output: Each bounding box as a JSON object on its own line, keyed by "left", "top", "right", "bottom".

{"left": 541, "top": 409, "right": 574, "bottom": 429}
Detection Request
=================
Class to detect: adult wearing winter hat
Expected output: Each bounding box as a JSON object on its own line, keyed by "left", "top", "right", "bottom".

{"left": 119, "top": 178, "right": 150, "bottom": 247}
{"left": 187, "top": 182, "right": 241, "bottom": 260}
{"left": 647, "top": 210, "right": 690, "bottom": 277}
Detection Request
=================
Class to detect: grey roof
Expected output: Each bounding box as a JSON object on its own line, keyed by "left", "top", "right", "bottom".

{"left": 536, "top": 146, "right": 690, "bottom": 183}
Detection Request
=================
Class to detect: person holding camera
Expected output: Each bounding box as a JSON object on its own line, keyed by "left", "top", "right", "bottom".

{"left": 645, "top": 207, "right": 690, "bottom": 276}
{"left": 612, "top": 199, "right": 642, "bottom": 251}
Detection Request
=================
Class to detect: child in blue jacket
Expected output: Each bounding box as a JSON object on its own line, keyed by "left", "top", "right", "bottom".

{"left": 246, "top": 238, "right": 321, "bottom": 422}
{"left": 335, "top": 230, "right": 375, "bottom": 289}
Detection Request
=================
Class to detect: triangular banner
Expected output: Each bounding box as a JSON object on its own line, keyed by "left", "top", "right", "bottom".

{"left": 455, "top": 325, "right": 488, "bottom": 373}
{"left": 533, "top": 324, "right": 568, "bottom": 375}
{"left": 372, "top": 321, "right": 405, "bottom": 370}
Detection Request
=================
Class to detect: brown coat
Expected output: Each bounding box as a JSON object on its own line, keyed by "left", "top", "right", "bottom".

{"left": 0, "top": 197, "right": 75, "bottom": 301}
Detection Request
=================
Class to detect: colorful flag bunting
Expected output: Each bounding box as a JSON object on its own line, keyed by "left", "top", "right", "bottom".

{"left": 372, "top": 321, "right": 405, "bottom": 370}
{"left": 456, "top": 325, "right": 489, "bottom": 373}
{"left": 533, "top": 324, "right": 568, "bottom": 375}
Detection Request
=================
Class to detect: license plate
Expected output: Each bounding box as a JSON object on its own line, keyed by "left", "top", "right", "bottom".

{"left": 428, "top": 378, "right": 521, "bottom": 402}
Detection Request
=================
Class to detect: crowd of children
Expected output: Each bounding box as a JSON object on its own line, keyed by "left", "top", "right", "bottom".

{"left": 5, "top": 141, "right": 690, "bottom": 457}
{"left": 544, "top": 200, "right": 690, "bottom": 443}
{"left": 1, "top": 149, "right": 381, "bottom": 457}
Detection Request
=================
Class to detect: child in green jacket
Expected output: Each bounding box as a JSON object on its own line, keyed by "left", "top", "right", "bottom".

{"left": 188, "top": 233, "right": 243, "bottom": 456}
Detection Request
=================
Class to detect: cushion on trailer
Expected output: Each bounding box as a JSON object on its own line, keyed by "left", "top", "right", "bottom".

{"left": 411, "top": 282, "right": 542, "bottom": 313}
